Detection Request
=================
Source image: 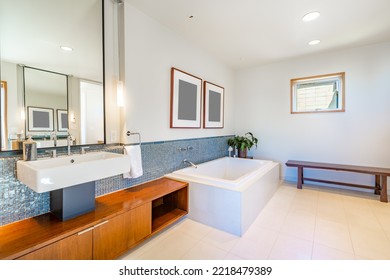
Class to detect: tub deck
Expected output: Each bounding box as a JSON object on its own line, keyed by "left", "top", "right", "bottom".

{"left": 166, "top": 157, "right": 280, "bottom": 236}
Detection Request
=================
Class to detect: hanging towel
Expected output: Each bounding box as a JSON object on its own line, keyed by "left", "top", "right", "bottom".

{"left": 123, "top": 145, "right": 143, "bottom": 178}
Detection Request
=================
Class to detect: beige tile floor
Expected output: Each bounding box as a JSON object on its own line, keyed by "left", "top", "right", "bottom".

{"left": 119, "top": 182, "right": 390, "bottom": 260}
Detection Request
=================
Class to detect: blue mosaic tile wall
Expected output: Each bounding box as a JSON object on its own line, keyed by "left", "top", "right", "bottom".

{"left": 0, "top": 158, "right": 50, "bottom": 225}
{"left": 0, "top": 135, "right": 231, "bottom": 226}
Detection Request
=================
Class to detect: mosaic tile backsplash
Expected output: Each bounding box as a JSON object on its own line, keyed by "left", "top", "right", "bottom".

{"left": 0, "top": 135, "right": 231, "bottom": 226}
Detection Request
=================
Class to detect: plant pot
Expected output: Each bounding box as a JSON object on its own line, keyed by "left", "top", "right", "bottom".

{"left": 238, "top": 148, "right": 247, "bottom": 158}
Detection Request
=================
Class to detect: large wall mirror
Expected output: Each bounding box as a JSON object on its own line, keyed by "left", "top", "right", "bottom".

{"left": 0, "top": 0, "right": 104, "bottom": 151}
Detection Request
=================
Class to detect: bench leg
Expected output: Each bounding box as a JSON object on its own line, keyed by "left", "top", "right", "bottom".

{"left": 380, "top": 176, "right": 388, "bottom": 203}
{"left": 297, "top": 167, "right": 303, "bottom": 189}
{"left": 375, "top": 175, "right": 381, "bottom": 195}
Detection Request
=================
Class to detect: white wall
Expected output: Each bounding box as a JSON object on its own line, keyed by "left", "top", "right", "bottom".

{"left": 235, "top": 42, "right": 390, "bottom": 184}
{"left": 121, "top": 3, "right": 235, "bottom": 143}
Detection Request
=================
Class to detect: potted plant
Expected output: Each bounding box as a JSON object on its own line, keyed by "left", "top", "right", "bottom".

{"left": 228, "top": 132, "right": 258, "bottom": 158}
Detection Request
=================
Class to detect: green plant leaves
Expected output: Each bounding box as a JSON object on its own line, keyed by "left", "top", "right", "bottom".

{"left": 227, "top": 132, "right": 258, "bottom": 151}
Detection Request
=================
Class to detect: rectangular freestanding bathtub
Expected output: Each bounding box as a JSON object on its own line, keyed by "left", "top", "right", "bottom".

{"left": 165, "top": 157, "right": 279, "bottom": 236}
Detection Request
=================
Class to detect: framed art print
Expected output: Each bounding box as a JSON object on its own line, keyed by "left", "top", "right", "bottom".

{"left": 27, "top": 106, "right": 54, "bottom": 132}
{"left": 57, "top": 109, "right": 68, "bottom": 132}
{"left": 170, "top": 67, "right": 202, "bottom": 128}
{"left": 203, "top": 81, "right": 224, "bottom": 128}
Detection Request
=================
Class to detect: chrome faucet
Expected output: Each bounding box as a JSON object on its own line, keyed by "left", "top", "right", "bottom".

{"left": 81, "top": 146, "right": 90, "bottom": 154}
{"left": 46, "top": 149, "right": 57, "bottom": 158}
{"left": 50, "top": 132, "right": 57, "bottom": 146}
{"left": 183, "top": 159, "right": 197, "bottom": 168}
{"left": 67, "top": 134, "right": 73, "bottom": 155}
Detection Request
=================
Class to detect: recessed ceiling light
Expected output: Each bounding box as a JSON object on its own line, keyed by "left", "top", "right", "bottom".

{"left": 308, "top": 40, "right": 321, "bottom": 45}
{"left": 302, "top": 11, "right": 320, "bottom": 22}
{"left": 60, "top": 46, "right": 73, "bottom": 51}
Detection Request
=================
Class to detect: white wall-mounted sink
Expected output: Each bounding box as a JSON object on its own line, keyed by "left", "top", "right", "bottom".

{"left": 17, "top": 151, "right": 130, "bottom": 193}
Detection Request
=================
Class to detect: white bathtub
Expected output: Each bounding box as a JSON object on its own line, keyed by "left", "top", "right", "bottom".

{"left": 165, "top": 157, "right": 280, "bottom": 236}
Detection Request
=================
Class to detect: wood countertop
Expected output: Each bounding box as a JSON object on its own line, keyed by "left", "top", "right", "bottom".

{"left": 0, "top": 178, "right": 187, "bottom": 260}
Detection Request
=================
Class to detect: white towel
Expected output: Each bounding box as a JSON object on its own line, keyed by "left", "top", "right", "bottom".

{"left": 123, "top": 145, "right": 143, "bottom": 178}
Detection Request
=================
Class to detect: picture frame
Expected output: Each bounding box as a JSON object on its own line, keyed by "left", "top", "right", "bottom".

{"left": 27, "top": 106, "right": 54, "bottom": 132}
{"left": 170, "top": 67, "right": 202, "bottom": 128}
{"left": 203, "top": 81, "right": 224, "bottom": 128}
{"left": 57, "top": 109, "right": 68, "bottom": 132}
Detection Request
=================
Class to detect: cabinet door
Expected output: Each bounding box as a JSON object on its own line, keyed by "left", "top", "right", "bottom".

{"left": 93, "top": 203, "right": 152, "bottom": 260}
{"left": 93, "top": 216, "right": 127, "bottom": 260}
{"left": 128, "top": 202, "right": 151, "bottom": 247}
{"left": 17, "top": 229, "right": 93, "bottom": 260}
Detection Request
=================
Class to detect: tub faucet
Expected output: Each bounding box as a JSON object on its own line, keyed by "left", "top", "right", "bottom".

{"left": 183, "top": 159, "right": 197, "bottom": 168}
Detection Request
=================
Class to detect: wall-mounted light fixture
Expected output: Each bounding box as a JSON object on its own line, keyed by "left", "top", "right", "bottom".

{"left": 114, "top": 0, "right": 124, "bottom": 107}
{"left": 117, "top": 80, "right": 124, "bottom": 107}
{"left": 20, "top": 108, "right": 25, "bottom": 120}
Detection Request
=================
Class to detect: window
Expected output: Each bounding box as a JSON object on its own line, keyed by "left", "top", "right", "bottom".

{"left": 290, "top": 72, "right": 345, "bottom": 113}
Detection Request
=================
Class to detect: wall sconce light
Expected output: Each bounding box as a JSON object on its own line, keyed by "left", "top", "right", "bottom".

{"left": 117, "top": 80, "right": 124, "bottom": 107}
{"left": 113, "top": 0, "right": 124, "bottom": 108}
{"left": 20, "top": 108, "right": 25, "bottom": 120}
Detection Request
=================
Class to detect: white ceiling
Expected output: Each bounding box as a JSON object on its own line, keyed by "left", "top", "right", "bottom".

{"left": 2, "top": 0, "right": 388, "bottom": 76}
{"left": 128, "top": 0, "right": 390, "bottom": 69}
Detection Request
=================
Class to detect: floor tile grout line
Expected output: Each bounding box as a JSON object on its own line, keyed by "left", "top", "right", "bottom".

{"left": 367, "top": 200, "right": 390, "bottom": 244}
{"left": 311, "top": 187, "right": 321, "bottom": 260}
{"left": 342, "top": 195, "right": 361, "bottom": 260}
{"left": 265, "top": 186, "right": 294, "bottom": 260}
{"left": 179, "top": 238, "right": 206, "bottom": 260}
{"left": 199, "top": 235, "right": 234, "bottom": 255}
{"left": 265, "top": 231, "right": 282, "bottom": 260}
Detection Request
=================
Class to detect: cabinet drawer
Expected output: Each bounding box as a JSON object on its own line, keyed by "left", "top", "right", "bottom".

{"left": 93, "top": 203, "right": 152, "bottom": 260}
{"left": 17, "top": 230, "right": 93, "bottom": 260}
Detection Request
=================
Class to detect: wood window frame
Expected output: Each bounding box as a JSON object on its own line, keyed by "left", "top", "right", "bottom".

{"left": 290, "top": 72, "right": 345, "bottom": 114}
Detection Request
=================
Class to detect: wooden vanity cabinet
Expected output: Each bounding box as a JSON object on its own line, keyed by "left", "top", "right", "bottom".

{"left": 17, "top": 230, "right": 93, "bottom": 260}
{"left": 16, "top": 203, "right": 151, "bottom": 260}
{"left": 0, "top": 178, "right": 187, "bottom": 260}
{"left": 93, "top": 203, "right": 151, "bottom": 260}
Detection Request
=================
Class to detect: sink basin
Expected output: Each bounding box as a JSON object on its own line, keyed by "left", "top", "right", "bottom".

{"left": 17, "top": 151, "right": 131, "bottom": 193}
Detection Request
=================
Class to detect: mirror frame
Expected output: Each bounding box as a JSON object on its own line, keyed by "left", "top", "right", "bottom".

{"left": 0, "top": 0, "right": 106, "bottom": 153}
{"left": 0, "top": 81, "right": 8, "bottom": 150}
{"left": 23, "top": 66, "right": 68, "bottom": 137}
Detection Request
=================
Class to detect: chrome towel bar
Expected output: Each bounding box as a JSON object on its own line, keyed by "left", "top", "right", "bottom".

{"left": 126, "top": 131, "right": 141, "bottom": 145}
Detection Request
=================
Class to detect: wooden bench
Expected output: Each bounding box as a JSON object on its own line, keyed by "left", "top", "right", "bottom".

{"left": 285, "top": 160, "right": 390, "bottom": 202}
